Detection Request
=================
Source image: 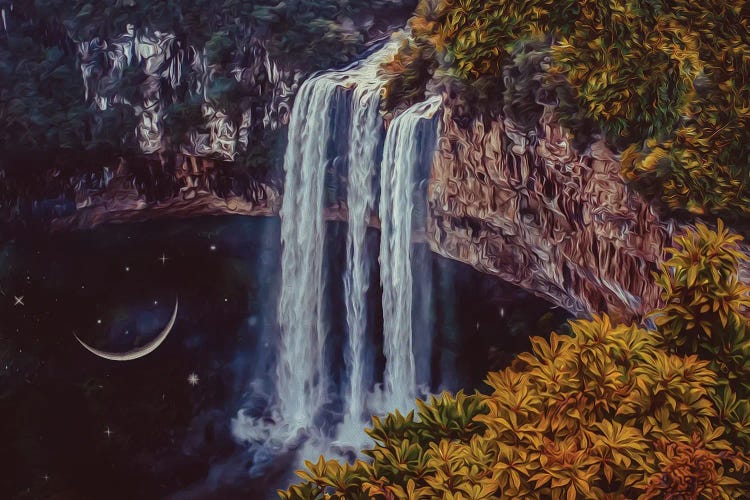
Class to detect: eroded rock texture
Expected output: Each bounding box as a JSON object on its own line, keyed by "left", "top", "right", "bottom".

{"left": 427, "top": 103, "right": 673, "bottom": 322}
{"left": 78, "top": 26, "right": 301, "bottom": 159}
{"left": 51, "top": 155, "right": 280, "bottom": 231}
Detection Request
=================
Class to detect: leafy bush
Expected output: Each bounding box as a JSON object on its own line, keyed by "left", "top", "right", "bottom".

{"left": 380, "top": 39, "right": 437, "bottom": 113}
{"left": 651, "top": 221, "right": 750, "bottom": 452}
{"left": 281, "top": 318, "right": 750, "bottom": 499}
{"left": 379, "top": 0, "right": 440, "bottom": 112}
{"left": 280, "top": 223, "right": 750, "bottom": 499}
{"left": 652, "top": 221, "right": 750, "bottom": 359}
{"left": 389, "top": 0, "right": 750, "bottom": 216}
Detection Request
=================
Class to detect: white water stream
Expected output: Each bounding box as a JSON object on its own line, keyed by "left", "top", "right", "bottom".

{"left": 378, "top": 96, "right": 442, "bottom": 413}
{"left": 233, "top": 34, "right": 442, "bottom": 459}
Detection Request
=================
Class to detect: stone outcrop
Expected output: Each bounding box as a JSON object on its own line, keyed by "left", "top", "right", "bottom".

{"left": 49, "top": 155, "right": 280, "bottom": 231}
{"left": 427, "top": 102, "right": 673, "bottom": 322}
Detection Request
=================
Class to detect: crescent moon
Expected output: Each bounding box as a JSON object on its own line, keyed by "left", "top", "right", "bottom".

{"left": 75, "top": 298, "right": 179, "bottom": 361}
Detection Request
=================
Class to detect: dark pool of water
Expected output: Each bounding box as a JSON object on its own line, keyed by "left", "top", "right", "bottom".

{"left": 0, "top": 216, "right": 569, "bottom": 499}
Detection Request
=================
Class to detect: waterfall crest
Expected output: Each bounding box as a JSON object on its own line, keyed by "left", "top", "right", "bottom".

{"left": 378, "top": 96, "right": 442, "bottom": 413}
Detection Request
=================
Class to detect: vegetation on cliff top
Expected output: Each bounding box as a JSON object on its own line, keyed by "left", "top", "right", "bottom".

{"left": 384, "top": 0, "right": 750, "bottom": 217}
{"left": 0, "top": 0, "right": 415, "bottom": 172}
{"left": 280, "top": 222, "right": 750, "bottom": 499}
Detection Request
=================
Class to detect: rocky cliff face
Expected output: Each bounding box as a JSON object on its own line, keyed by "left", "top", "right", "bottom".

{"left": 78, "top": 25, "right": 301, "bottom": 158}
{"left": 427, "top": 102, "right": 673, "bottom": 322}
{"left": 49, "top": 155, "right": 280, "bottom": 231}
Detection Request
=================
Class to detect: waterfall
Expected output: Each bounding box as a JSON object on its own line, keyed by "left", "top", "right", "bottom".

{"left": 342, "top": 85, "right": 383, "bottom": 425}
{"left": 340, "top": 37, "right": 410, "bottom": 429}
{"left": 378, "top": 96, "right": 442, "bottom": 413}
{"left": 276, "top": 74, "right": 338, "bottom": 430}
{"left": 274, "top": 34, "right": 402, "bottom": 434}
{"left": 233, "top": 32, "right": 442, "bottom": 461}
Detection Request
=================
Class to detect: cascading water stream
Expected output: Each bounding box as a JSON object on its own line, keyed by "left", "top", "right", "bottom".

{"left": 276, "top": 74, "right": 339, "bottom": 430}
{"left": 233, "top": 32, "right": 442, "bottom": 462}
{"left": 342, "top": 86, "right": 384, "bottom": 426}
{"left": 378, "top": 96, "right": 442, "bottom": 413}
{"left": 338, "top": 40, "right": 407, "bottom": 438}
{"left": 273, "top": 34, "right": 403, "bottom": 436}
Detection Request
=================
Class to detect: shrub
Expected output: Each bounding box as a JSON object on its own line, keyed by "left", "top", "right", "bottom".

{"left": 651, "top": 221, "right": 750, "bottom": 452}
{"left": 380, "top": 39, "right": 438, "bottom": 113}
{"left": 619, "top": 1, "right": 750, "bottom": 215}
{"left": 652, "top": 221, "right": 750, "bottom": 359}
{"left": 380, "top": 0, "right": 441, "bottom": 112}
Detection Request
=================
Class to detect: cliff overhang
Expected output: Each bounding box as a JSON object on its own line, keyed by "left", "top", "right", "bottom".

{"left": 426, "top": 100, "right": 673, "bottom": 323}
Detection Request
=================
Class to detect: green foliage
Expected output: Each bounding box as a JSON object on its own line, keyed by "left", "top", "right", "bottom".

{"left": 500, "top": 39, "right": 556, "bottom": 133}
{"left": 205, "top": 32, "right": 235, "bottom": 68}
{"left": 282, "top": 317, "right": 750, "bottom": 499}
{"left": 48, "top": 0, "right": 413, "bottom": 71}
{"left": 444, "top": 1, "right": 577, "bottom": 77}
{"left": 380, "top": 0, "right": 440, "bottom": 112}
{"left": 280, "top": 224, "right": 750, "bottom": 499}
{"left": 552, "top": 1, "right": 698, "bottom": 150}
{"left": 163, "top": 97, "right": 204, "bottom": 148}
{"left": 652, "top": 221, "right": 750, "bottom": 355}
{"left": 389, "top": 0, "right": 750, "bottom": 215}
{"left": 651, "top": 221, "right": 750, "bottom": 452}
{"left": 380, "top": 40, "right": 437, "bottom": 113}
{"left": 0, "top": 33, "right": 88, "bottom": 156}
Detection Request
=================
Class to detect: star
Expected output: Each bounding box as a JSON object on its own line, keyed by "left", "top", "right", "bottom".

{"left": 104, "top": 427, "right": 113, "bottom": 438}
{"left": 42, "top": 474, "right": 49, "bottom": 481}
{"left": 125, "top": 266, "right": 130, "bottom": 272}
{"left": 13, "top": 296, "right": 24, "bottom": 306}
{"left": 209, "top": 244, "right": 217, "bottom": 252}
{"left": 187, "top": 372, "right": 200, "bottom": 386}
{"left": 159, "top": 253, "right": 169, "bottom": 265}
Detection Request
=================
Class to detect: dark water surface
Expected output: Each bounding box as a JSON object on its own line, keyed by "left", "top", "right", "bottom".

{"left": 0, "top": 216, "right": 568, "bottom": 499}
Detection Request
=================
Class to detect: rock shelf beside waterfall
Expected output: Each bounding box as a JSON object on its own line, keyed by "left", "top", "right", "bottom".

{"left": 428, "top": 101, "right": 673, "bottom": 323}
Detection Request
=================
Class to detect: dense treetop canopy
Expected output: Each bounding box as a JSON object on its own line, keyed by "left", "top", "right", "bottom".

{"left": 390, "top": 0, "right": 750, "bottom": 217}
